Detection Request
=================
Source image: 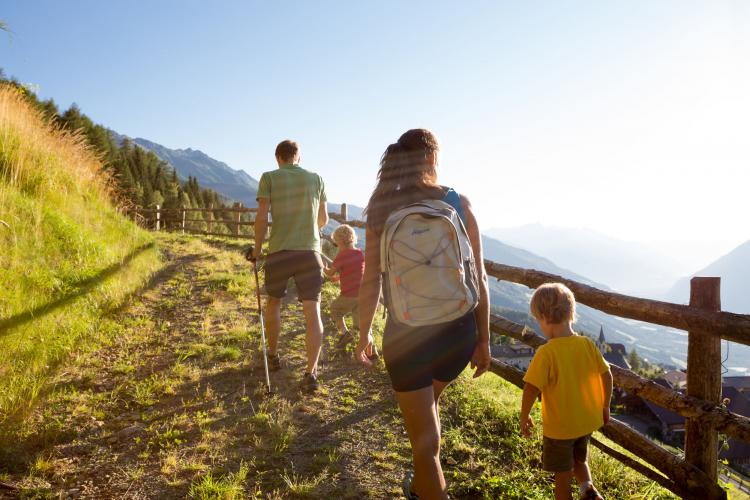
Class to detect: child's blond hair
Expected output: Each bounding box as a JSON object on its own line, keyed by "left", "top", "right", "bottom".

{"left": 332, "top": 224, "right": 357, "bottom": 246}
{"left": 530, "top": 282, "right": 576, "bottom": 324}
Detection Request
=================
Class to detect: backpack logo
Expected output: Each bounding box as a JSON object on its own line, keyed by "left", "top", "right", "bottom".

{"left": 411, "top": 227, "right": 430, "bottom": 236}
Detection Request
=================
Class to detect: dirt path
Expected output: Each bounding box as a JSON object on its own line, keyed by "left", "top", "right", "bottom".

{"left": 3, "top": 235, "right": 410, "bottom": 499}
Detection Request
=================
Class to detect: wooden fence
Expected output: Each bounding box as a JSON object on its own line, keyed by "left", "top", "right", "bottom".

{"left": 128, "top": 203, "right": 750, "bottom": 498}
{"left": 126, "top": 203, "right": 259, "bottom": 238}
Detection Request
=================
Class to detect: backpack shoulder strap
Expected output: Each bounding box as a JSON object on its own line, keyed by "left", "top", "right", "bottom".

{"left": 443, "top": 188, "right": 467, "bottom": 226}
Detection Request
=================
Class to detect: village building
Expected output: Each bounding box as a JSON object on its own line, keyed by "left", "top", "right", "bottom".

{"left": 723, "top": 376, "right": 750, "bottom": 394}
{"left": 632, "top": 378, "right": 750, "bottom": 473}
{"left": 490, "top": 342, "right": 535, "bottom": 370}
{"left": 663, "top": 370, "right": 687, "bottom": 389}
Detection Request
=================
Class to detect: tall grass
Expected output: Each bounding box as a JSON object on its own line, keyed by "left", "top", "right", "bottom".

{"left": 0, "top": 84, "right": 160, "bottom": 430}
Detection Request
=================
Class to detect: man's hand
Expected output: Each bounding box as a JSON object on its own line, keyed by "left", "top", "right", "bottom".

{"left": 520, "top": 415, "right": 534, "bottom": 437}
{"left": 245, "top": 245, "right": 256, "bottom": 262}
{"left": 355, "top": 332, "right": 374, "bottom": 367}
{"left": 470, "top": 339, "right": 491, "bottom": 378}
{"left": 603, "top": 406, "right": 610, "bottom": 426}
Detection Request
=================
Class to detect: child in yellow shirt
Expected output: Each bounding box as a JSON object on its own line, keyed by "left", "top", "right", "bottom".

{"left": 519, "top": 283, "right": 613, "bottom": 500}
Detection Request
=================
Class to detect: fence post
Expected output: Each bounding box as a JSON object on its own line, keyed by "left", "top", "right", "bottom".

{"left": 155, "top": 205, "right": 161, "bottom": 231}
{"left": 234, "top": 202, "right": 242, "bottom": 237}
{"left": 685, "top": 277, "right": 722, "bottom": 482}
{"left": 207, "top": 204, "right": 213, "bottom": 234}
{"left": 341, "top": 203, "right": 347, "bottom": 220}
{"left": 181, "top": 208, "right": 186, "bottom": 234}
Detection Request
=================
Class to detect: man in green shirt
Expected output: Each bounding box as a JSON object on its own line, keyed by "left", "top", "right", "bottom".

{"left": 252, "top": 139, "right": 328, "bottom": 393}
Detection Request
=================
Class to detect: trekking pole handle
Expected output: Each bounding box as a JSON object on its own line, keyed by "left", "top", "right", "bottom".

{"left": 245, "top": 245, "right": 258, "bottom": 263}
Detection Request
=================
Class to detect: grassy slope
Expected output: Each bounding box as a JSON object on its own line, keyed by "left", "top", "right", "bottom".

{"left": 2, "top": 233, "right": 680, "bottom": 499}
{"left": 0, "top": 84, "right": 160, "bottom": 429}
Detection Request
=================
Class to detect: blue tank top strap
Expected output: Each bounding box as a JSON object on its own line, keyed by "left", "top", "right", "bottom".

{"left": 443, "top": 187, "right": 467, "bottom": 226}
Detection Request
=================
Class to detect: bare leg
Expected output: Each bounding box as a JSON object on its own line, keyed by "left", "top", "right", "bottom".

{"left": 301, "top": 300, "right": 323, "bottom": 375}
{"left": 554, "top": 471, "right": 573, "bottom": 500}
{"left": 335, "top": 315, "right": 348, "bottom": 336}
{"left": 574, "top": 460, "right": 596, "bottom": 497}
{"left": 573, "top": 460, "right": 592, "bottom": 484}
{"left": 395, "top": 387, "right": 449, "bottom": 500}
{"left": 265, "top": 296, "right": 282, "bottom": 355}
{"left": 432, "top": 379, "right": 452, "bottom": 437}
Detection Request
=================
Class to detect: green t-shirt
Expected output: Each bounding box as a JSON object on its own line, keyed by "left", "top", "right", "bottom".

{"left": 256, "top": 164, "right": 327, "bottom": 254}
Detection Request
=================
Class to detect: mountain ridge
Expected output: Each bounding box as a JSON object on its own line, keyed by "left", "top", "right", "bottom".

{"left": 665, "top": 239, "right": 750, "bottom": 314}
{"left": 110, "top": 132, "right": 261, "bottom": 208}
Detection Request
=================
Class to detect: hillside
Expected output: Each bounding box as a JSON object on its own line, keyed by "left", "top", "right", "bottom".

{"left": 123, "top": 136, "right": 261, "bottom": 208}
{"left": 0, "top": 233, "right": 675, "bottom": 499}
{"left": 485, "top": 224, "right": 685, "bottom": 297}
{"left": 0, "top": 84, "right": 161, "bottom": 430}
{"left": 665, "top": 239, "right": 750, "bottom": 314}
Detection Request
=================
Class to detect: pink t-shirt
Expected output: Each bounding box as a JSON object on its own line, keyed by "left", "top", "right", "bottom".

{"left": 332, "top": 248, "right": 365, "bottom": 297}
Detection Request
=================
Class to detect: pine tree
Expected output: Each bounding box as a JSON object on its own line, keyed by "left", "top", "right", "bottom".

{"left": 628, "top": 348, "right": 642, "bottom": 371}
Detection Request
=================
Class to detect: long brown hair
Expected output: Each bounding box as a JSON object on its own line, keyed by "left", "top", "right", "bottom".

{"left": 364, "top": 128, "right": 443, "bottom": 233}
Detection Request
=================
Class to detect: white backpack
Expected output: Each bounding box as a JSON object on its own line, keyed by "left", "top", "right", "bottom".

{"left": 380, "top": 199, "right": 479, "bottom": 327}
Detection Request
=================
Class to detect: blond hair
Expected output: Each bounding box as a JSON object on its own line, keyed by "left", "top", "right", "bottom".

{"left": 530, "top": 283, "right": 576, "bottom": 324}
{"left": 333, "top": 224, "right": 357, "bottom": 246}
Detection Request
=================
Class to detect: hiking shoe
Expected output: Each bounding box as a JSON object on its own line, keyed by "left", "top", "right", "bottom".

{"left": 301, "top": 372, "right": 319, "bottom": 393}
{"left": 367, "top": 345, "right": 380, "bottom": 361}
{"left": 336, "top": 332, "right": 353, "bottom": 348}
{"left": 267, "top": 353, "right": 282, "bottom": 372}
{"left": 402, "top": 470, "right": 418, "bottom": 499}
{"left": 580, "top": 485, "right": 603, "bottom": 500}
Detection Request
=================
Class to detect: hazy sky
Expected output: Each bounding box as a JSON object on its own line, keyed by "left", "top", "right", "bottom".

{"left": 3, "top": 1, "right": 748, "bottom": 267}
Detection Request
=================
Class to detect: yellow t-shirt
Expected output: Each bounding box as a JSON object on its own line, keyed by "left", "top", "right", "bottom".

{"left": 523, "top": 335, "right": 610, "bottom": 440}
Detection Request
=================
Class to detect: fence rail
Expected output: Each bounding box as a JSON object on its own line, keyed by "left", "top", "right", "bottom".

{"left": 484, "top": 262, "right": 750, "bottom": 344}
{"left": 128, "top": 203, "right": 750, "bottom": 499}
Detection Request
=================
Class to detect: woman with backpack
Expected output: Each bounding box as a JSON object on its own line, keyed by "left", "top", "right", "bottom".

{"left": 356, "top": 129, "right": 491, "bottom": 499}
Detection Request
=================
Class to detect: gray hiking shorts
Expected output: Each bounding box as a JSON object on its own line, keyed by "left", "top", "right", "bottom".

{"left": 542, "top": 434, "right": 591, "bottom": 472}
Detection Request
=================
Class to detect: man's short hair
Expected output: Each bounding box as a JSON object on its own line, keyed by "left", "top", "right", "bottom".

{"left": 530, "top": 282, "right": 577, "bottom": 324}
{"left": 275, "top": 140, "right": 300, "bottom": 162}
{"left": 332, "top": 224, "right": 357, "bottom": 245}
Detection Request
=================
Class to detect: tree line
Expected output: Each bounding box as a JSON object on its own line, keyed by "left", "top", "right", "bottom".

{"left": 1, "top": 69, "right": 226, "bottom": 213}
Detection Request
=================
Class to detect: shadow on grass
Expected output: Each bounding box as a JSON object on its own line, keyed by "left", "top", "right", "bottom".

{"left": 0, "top": 247, "right": 205, "bottom": 470}
{"left": 0, "top": 242, "right": 157, "bottom": 337}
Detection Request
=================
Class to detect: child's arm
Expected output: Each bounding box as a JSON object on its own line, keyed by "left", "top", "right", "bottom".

{"left": 601, "top": 369, "right": 613, "bottom": 425}
{"left": 323, "top": 266, "right": 337, "bottom": 278}
{"left": 520, "top": 383, "right": 540, "bottom": 437}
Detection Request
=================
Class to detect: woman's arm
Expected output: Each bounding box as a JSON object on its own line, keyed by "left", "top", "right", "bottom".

{"left": 356, "top": 226, "right": 382, "bottom": 364}
{"left": 461, "top": 194, "right": 491, "bottom": 377}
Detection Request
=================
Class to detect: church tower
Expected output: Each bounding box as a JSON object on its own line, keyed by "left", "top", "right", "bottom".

{"left": 597, "top": 325, "right": 607, "bottom": 354}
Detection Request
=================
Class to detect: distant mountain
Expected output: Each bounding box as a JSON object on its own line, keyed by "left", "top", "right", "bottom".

{"left": 665, "top": 240, "right": 750, "bottom": 314}
{"left": 111, "top": 133, "right": 260, "bottom": 207}
{"left": 481, "top": 235, "right": 606, "bottom": 287}
{"left": 485, "top": 224, "right": 686, "bottom": 297}
{"left": 480, "top": 233, "right": 750, "bottom": 373}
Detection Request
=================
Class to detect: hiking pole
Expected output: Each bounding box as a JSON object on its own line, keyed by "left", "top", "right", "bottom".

{"left": 246, "top": 245, "right": 271, "bottom": 394}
